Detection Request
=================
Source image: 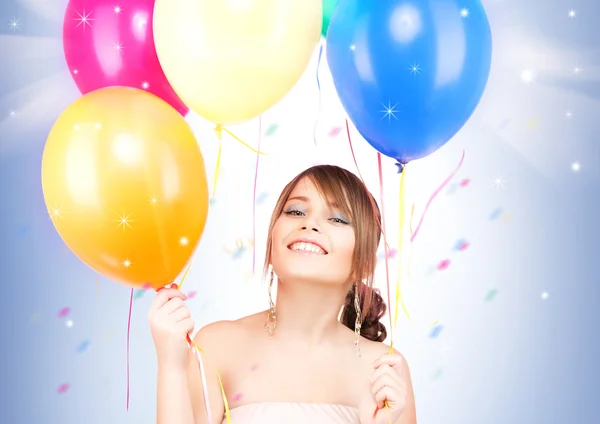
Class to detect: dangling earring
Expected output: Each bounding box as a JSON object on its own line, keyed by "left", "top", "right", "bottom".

{"left": 353, "top": 282, "right": 362, "bottom": 357}
{"left": 264, "top": 265, "right": 277, "bottom": 338}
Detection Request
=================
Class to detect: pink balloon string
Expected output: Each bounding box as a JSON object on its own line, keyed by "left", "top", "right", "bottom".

{"left": 410, "top": 150, "right": 465, "bottom": 243}
{"left": 313, "top": 42, "right": 324, "bottom": 146}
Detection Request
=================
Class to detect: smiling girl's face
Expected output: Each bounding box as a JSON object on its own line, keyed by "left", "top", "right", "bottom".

{"left": 270, "top": 177, "right": 356, "bottom": 286}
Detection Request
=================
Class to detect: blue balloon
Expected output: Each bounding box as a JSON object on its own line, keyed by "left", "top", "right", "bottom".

{"left": 326, "top": 0, "right": 492, "bottom": 164}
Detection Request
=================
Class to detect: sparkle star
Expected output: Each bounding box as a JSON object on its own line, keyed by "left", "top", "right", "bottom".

{"left": 521, "top": 69, "right": 535, "bottom": 83}
{"left": 141, "top": 81, "right": 150, "bottom": 89}
{"left": 150, "top": 196, "right": 159, "bottom": 205}
{"left": 73, "top": 69, "right": 79, "bottom": 75}
{"left": 572, "top": 65, "right": 582, "bottom": 75}
{"left": 541, "top": 291, "right": 549, "bottom": 300}
{"left": 8, "top": 110, "right": 16, "bottom": 117}
{"left": 349, "top": 44, "right": 356, "bottom": 51}
{"left": 571, "top": 161, "right": 580, "bottom": 172}
{"left": 9, "top": 18, "right": 19, "bottom": 30}
{"left": 565, "top": 110, "right": 573, "bottom": 118}
{"left": 74, "top": 9, "right": 94, "bottom": 30}
{"left": 179, "top": 237, "right": 189, "bottom": 246}
{"left": 380, "top": 102, "right": 399, "bottom": 122}
{"left": 116, "top": 212, "right": 133, "bottom": 230}
{"left": 113, "top": 5, "right": 122, "bottom": 14}
{"left": 49, "top": 206, "right": 62, "bottom": 219}
{"left": 568, "top": 9, "right": 576, "bottom": 18}
{"left": 123, "top": 259, "right": 132, "bottom": 268}
{"left": 460, "top": 8, "right": 469, "bottom": 17}
{"left": 492, "top": 175, "right": 506, "bottom": 189}
{"left": 113, "top": 42, "right": 124, "bottom": 54}
{"left": 409, "top": 63, "right": 420, "bottom": 75}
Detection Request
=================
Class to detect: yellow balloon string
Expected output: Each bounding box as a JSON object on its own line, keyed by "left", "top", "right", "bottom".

{"left": 177, "top": 265, "right": 231, "bottom": 424}
{"left": 211, "top": 125, "right": 266, "bottom": 201}
{"left": 393, "top": 168, "right": 407, "bottom": 328}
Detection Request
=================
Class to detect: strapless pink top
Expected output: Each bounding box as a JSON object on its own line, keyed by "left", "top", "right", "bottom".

{"left": 223, "top": 402, "right": 360, "bottom": 424}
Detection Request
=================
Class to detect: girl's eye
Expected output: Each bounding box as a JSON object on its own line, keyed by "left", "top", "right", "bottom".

{"left": 283, "top": 209, "right": 305, "bottom": 216}
{"left": 330, "top": 216, "right": 349, "bottom": 225}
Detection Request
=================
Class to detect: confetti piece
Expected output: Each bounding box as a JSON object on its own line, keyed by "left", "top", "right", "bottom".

{"left": 250, "top": 363, "right": 259, "bottom": 371}
{"left": 77, "top": 340, "right": 91, "bottom": 353}
{"left": 377, "top": 248, "right": 398, "bottom": 261}
{"left": 264, "top": 123, "right": 279, "bottom": 136}
{"left": 484, "top": 289, "right": 498, "bottom": 302}
{"left": 446, "top": 183, "right": 459, "bottom": 195}
{"left": 527, "top": 116, "right": 539, "bottom": 129}
{"left": 209, "top": 198, "right": 216, "bottom": 206}
{"left": 453, "top": 239, "right": 469, "bottom": 251}
{"left": 231, "top": 247, "right": 246, "bottom": 260}
{"left": 489, "top": 207, "right": 503, "bottom": 221}
{"left": 133, "top": 289, "right": 145, "bottom": 300}
{"left": 142, "top": 283, "right": 152, "bottom": 290}
{"left": 57, "top": 307, "right": 71, "bottom": 318}
{"left": 256, "top": 192, "right": 269, "bottom": 204}
{"left": 459, "top": 178, "right": 470, "bottom": 187}
{"left": 328, "top": 126, "right": 341, "bottom": 136}
{"left": 430, "top": 368, "right": 443, "bottom": 381}
{"left": 497, "top": 118, "right": 510, "bottom": 130}
{"left": 232, "top": 393, "right": 243, "bottom": 402}
{"left": 437, "top": 259, "right": 450, "bottom": 271}
{"left": 57, "top": 383, "right": 70, "bottom": 394}
{"left": 187, "top": 290, "right": 197, "bottom": 299}
{"left": 428, "top": 324, "right": 444, "bottom": 338}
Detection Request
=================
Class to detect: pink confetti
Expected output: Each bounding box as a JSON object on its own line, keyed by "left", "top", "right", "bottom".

{"left": 250, "top": 363, "right": 259, "bottom": 372}
{"left": 459, "top": 178, "right": 470, "bottom": 187}
{"left": 142, "top": 283, "right": 151, "bottom": 290}
{"left": 437, "top": 259, "right": 451, "bottom": 271}
{"left": 458, "top": 241, "right": 469, "bottom": 251}
{"left": 328, "top": 127, "right": 341, "bottom": 136}
{"left": 232, "top": 393, "right": 244, "bottom": 402}
{"left": 57, "top": 307, "right": 70, "bottom": 318}
{"left": 187, "top": 290, "right": 197, "bottom": 299}
{"left": 57, "top": 383, "right": 70, "bottom": 394}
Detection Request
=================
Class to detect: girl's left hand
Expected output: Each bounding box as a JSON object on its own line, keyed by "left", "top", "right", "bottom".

{"left": 361, "top": 353, "right": 408, "bottom": 424}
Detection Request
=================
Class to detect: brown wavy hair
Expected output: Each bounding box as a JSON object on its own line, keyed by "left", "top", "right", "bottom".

{"left": 263, "top": 165, "right": 387, "bottom": 342}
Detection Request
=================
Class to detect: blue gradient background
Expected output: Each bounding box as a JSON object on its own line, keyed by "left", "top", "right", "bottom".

{"left": 1, "top": 0, "right": 599, "bottom": 423}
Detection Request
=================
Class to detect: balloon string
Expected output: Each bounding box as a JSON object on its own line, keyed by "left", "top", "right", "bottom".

{"left": 211, "top": 140, "right": 223, "bottom": 200}
{"left": 410, "top": 150, "right": 465, "bottom": 243}
{"left": 313, "top": 42, "right": 324, "bottom": 147}
{"left": 345, "top": 120, "right": 391, "bottom": 251}
{"left": 396, "top": 151, "right": 466, "bottom": 324}
{"left": 252, "top": 117, "right": 262, "bottom": 273}
{"left": 126, "top": 287, "right": 133, "bottom": 410}
{"left": 376, "top": 153, "right": 394, "bottom": 351}
{"left": 393, "top": 168, "right": 406, "bottom": 329}
{"left": 176, "top": 265, "right": 231, "bottom": 424}
{"left": 376, "top": 154, "right": 394, "bottom": 424}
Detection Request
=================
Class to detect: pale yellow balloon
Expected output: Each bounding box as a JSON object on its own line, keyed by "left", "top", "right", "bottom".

{"left": 153, "top": 0, "right": 322, "bottom": 125}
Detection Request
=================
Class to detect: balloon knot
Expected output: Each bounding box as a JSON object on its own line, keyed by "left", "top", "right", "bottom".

{"left": 214, "top": 124, "right": 223, "bottom": 140}
{"left": 395, "top": 162, "right": 406, "bottom": 174}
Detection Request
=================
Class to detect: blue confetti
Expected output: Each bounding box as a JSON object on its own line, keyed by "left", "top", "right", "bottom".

{"left": 133, "top": 289, "right": 146, "bottom": 300}
{"left": 489, "top": 207, "right": 503, "bottom": 221}
{"left": 453, "top": 239, "right": 468, "bottom": 251}
{"left": 256, "top": 192, "right": 269, "bottom": 204}
{"left": 209, "top": 198, "right": 216, "bottom": 206}
{"left": 231, "top": 247, "right": 246, "bottom": 260}
{"left": 77, "top": 339, "right": 91, "bottom": 353}
{"left": 430, "top": 368, "right": 443, "bottom": 381}
{"left": 484, "top": 289, "right": 498, "bottom": 302}
{"left": 429, "top": 324, "right": 444, "bottom": 339}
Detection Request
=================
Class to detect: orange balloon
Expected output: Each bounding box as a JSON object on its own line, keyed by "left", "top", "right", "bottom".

{"left": 42, "top": 87, "right": 209, "bottom": 289}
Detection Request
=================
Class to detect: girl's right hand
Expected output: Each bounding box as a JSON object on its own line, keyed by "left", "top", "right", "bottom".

{"left": 148, "top": 283, "right": 195, "bottom": 370}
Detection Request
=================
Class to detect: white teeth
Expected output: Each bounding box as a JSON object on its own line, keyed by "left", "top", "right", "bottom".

{"left": 290, "top": 242, "right": 325, "bottom": 254}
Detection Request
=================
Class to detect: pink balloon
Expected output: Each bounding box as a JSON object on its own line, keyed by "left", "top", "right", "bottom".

{"left": 63, "top": 0, "right": 188, "bottom": 115}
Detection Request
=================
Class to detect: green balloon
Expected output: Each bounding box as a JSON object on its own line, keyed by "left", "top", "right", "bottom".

{"left": 321, "top": 0, "right": 339, "bottom": 37}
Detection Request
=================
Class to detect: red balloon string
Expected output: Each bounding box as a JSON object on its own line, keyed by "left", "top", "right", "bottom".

{"left": 410, "top": 150, "right": 465, "bottom": 243}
